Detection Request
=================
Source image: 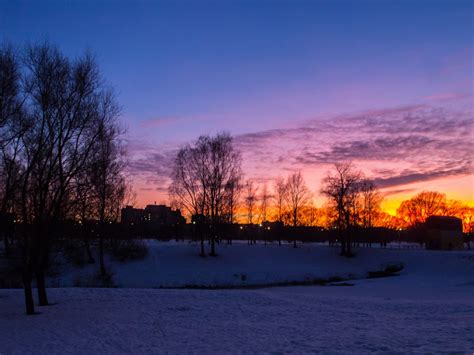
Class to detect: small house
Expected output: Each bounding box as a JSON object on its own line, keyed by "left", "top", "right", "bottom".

{"left": 424, "top": 216, "right": 464, "bottom": 250}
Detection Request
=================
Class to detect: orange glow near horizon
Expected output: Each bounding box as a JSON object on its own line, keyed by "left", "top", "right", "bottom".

{"left": 131, "top": 173, "right": 474, "bottom": 216}
{"left": 128, "top": 105, "right": 473, "bottom": 216}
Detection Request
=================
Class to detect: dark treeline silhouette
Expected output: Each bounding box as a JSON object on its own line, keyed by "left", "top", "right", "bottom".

{"left": 0, "top": 42, "right": 128, "bottom": 314}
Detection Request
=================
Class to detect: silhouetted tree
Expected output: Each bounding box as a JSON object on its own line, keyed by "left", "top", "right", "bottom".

{"left": 223, "top": 176, "right": 242, "bottom": 225}
{"left": 0, "top": 44, "right": 23, "bottom": 254}
{"left": 72, "top": 169, "right": 96, "bottom": 263}
{"left": 202, "top": 133, "right": 242, "bottom": 255}
{"left": 0, "top": 42, "right": 122, "bottom": 314}
{"left": 170, "top": 133, "right": 242, "bottom": 256}
{"left": 359, "top": 178, "right": 382, "bottom": 228}
{"left": 285, "top": 171, "right": 310, "bottom": 247}
{"left": 222, "top": 176, "right": 242, "bottom": 245}
{"left": 301, "top": 202, "right": 321, "bottom": 227}
{"left": 321, "top": 163, "right": 361, "bottom": 256}
{"left": 88, "top": 117, "right": 125, "bottom": 276}
{"left": 274, "top": 177, "right": 287, "bottom": 223}
{"left": 244, "top": 179, "right": 258, "bottom": 244}
{"left": 273, "top": 176, "right": 287, "bottom": 246}
{"left": 258, "top": 184, "right": 272, "bottom": 224}
{"left": 244, "top": 179, "right": 258, "bottom": 225}
{"left": 396, "top": 191, "right": 446, "bottom": 229}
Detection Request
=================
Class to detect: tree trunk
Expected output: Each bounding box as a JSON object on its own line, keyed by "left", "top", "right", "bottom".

{"left": 36, "top": 232, "right": 49, "bottom": 306}
{"left": 293, "top": 238, "right": 297, "bottom": 248}
{"left": 99, "top": 234, "right": 106, "bottom": 275}
{"left": 339, "top": 228, "right": 346, "bottom": 256}
{"left": 84, "top": 239, "right": 95, "bottom": 263}
{"left": 209, "top": 235, "right": 216, "bottom": 256}
{"left": 200, "top": 234, "right": 205, "bottom": 257}
{"left": 36, "top": 269, "right": 48, "bottom": 306}
{"left": 346, "top": 229, "right": 352, "bottom": 257}
{"left": 22, "top": 221, "right": 35, "bottom": 314}
{"left": 23, "top": 270, "right": 35, "bottom": 315}
{"left": 340, "top": 239, "right": 346, "bottom": 256}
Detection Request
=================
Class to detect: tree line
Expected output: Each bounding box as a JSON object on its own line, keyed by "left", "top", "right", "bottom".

{"left": 169, "top": 133, "right": 474, "bottom": 256}
{"left": 169, "top": 139, "right": 385, "bottom": 257}
{"left": 169, "top": 135, "right": 473, "bottom": 257}
{"left": 0, "top": 43, "right": 128, "bottom": 314}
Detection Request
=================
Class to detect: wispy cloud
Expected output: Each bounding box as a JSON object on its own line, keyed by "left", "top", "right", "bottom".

{"left": 373, "top": 165, "right": 472, "bottom": 189}
{"left": 127, "top": 103, "right": 473, "bottom": 202}
{"left": 235, "top": 104, "right": 473, "bottom": 188}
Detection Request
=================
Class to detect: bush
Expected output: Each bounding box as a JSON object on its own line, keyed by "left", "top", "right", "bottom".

{"left": 110, "top": 239, "right": 148, "bottom": 262}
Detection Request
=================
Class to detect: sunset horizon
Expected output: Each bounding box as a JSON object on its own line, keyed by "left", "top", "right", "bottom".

{"left": 2, "top": 0, "right": 472, "bottom": 215}
{"left": 128, "top": 101, "right": 473, "bottom": 215}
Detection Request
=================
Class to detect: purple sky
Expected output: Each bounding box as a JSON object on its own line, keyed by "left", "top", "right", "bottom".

{"left": 1, "top": 0, "right": 473, "bottom": 210}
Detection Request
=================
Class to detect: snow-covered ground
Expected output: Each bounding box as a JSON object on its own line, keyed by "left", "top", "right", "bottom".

{"left": 1, "top": 242, "right": 473, "bottom": 353}
{"left": 48, "top": 240, "right": 470, "bottom": 288}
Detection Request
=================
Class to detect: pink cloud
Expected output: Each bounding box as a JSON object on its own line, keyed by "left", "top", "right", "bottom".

{"left": 127, "top": 103, "right": 474, "bottom": 207}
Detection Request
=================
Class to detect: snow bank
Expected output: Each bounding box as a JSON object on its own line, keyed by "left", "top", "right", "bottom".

{"left": 49, "top": 240, "right": 474, "bottom": 289}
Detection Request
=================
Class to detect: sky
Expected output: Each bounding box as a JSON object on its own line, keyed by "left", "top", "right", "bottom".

{"left": 1, "top": 0, "right": 473, "bottom": 213}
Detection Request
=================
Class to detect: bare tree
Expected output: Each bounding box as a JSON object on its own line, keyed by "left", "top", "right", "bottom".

{"left": 396, "top": 191, "right": 447, "bottom": 228}
{"left": 0, "top": 44, "right": 24, "bottom": 254}
{"left": 243, "top": 179, "right": 258, "bottom": 244}
{"left": 88, "top": 116, "right": 126, "bottom": 276}
{"left": 72, "top": 170, "right": 96, "bottom": 263}
{"left": 0, "top": 42, "right": 122, "bottom": 315}
{"left": 321, "top": 163, "right": 361, "bottom": 256}
{"left": 285, "top": 171, "right": 310, "bottom": 248}
{"left": 301, "top": 202, "right": 321, "bottom": 227}
{"left": 273, "top": 176, "right": 287, "bottom": 246}
{"left": 274, "top": 177, "right": 287, "bottom": 224}
{"left": 170, "top": 133, "right": 242, "bottom": 256}
{"left": 0, "top": 43, "right": 22, "bottom": 142}
{"left": 359, "top": 178, "right": 382, "bottom": 228}
{"left": 244, "top": 179, "right": 258, "bottom": 225}
{"left": 170, "top": 145, "right": 204, "bottom": 217}
{"left": 170, "top": 144, "right": 206, "bottom": 255}
{"left": 202, "top": 134, "right": 242, "bottom": 255}
{"left": 223, "top": 176, "right": 242, "bottom": 225}
{"left": 258, "top": 184, "right": 272, "bottom": 224}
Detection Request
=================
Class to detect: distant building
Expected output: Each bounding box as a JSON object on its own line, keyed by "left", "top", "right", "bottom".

{"left": 121, "top": 204, "right": 185, "bottom": 226}
{"left": 121, "top": 206, "right": 145, "bottom": 224}
{"left": 425, "top": 216, "right": 464, "bottom": 250}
